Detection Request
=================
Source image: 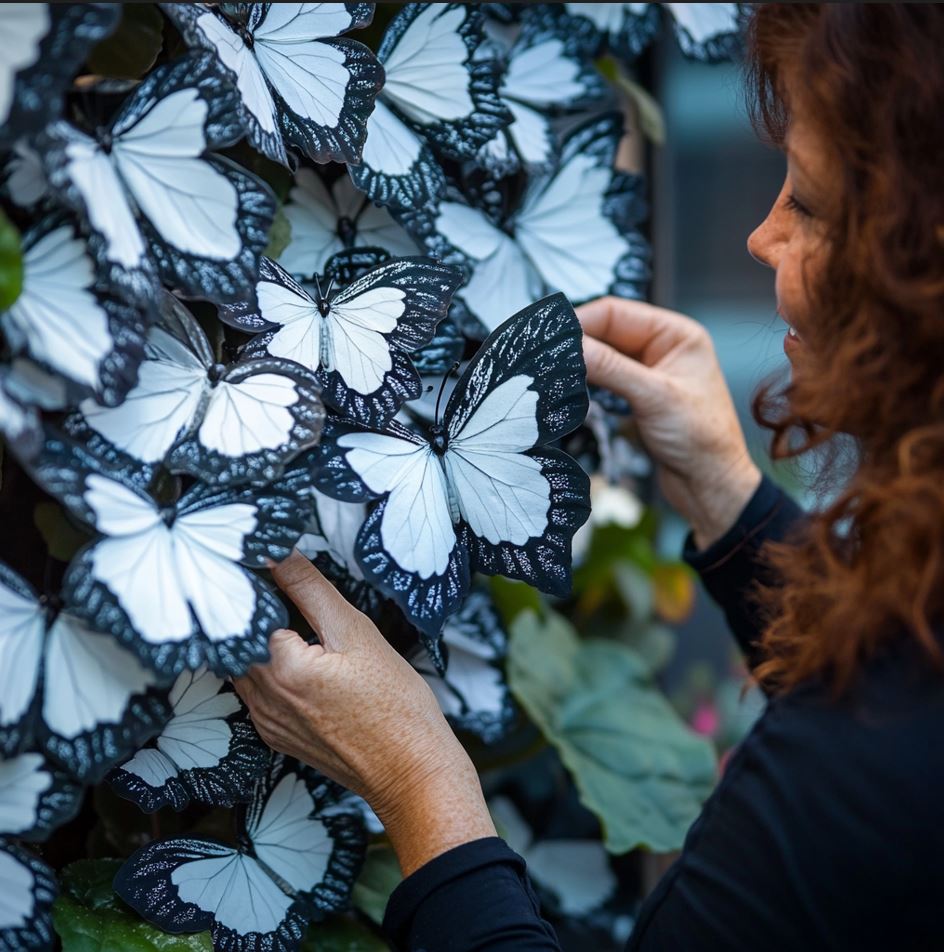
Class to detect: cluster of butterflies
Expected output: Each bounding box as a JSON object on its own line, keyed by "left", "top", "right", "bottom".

{"left": 0, "top": 3, "right": 742, "bottom": 950}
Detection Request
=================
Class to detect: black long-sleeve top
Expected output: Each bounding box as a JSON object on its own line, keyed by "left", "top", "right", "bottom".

{"left": 382, "top": 476, "right": 944, "bottom": 951}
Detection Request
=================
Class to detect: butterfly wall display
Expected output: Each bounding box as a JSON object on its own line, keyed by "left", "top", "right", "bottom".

{"left": 314, "top": 293, "right": 591, "bottom": 636}
{"left": 0, "top": 0, "right": 745, "bottom": 946}
{"left": 115, "top": 756, "right": 367, "bottom": 952}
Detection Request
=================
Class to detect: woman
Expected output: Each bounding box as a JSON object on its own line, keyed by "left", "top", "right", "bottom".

{"left": 234, "top": 5, "right": 944, "bottom": 949}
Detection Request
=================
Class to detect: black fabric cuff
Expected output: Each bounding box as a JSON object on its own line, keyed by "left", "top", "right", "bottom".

{"left": 382, "top": 837, "right": 534, "bottom": 948}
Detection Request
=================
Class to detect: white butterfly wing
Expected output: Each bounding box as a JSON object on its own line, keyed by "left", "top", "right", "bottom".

{"left": 445, "top": 376, "right": 549, "bottom": 546}
{"left": 0, "top": 754, "right": 50, "bottom": 837}
{"left": 112, "top": 88, "right": 240, "bottom": 260}
{"left": 0, "top": 842, "right": 56, "bottom": 952}
{"left": 359, "top": 98, "right": 425, "bottom": 177}
{"left": 298, "top": 489, "right": 366, "bottom": 581}
{"left": 0, "top": 575, "right": 43, "bottom": 749}
{"left": 338, "top": 431, "right": 455, "bottom": 579}
{"left": 280, "top": 168, "right": 345, "bottom": 276}
{"left": 80, "top": 326, "right": 208, "bottom": 464}
{"left": 517, "top": 151, "right": 631, "bottom": 302}
{"left": 256, "top": 275, "right": 323, "bottom": 368}
{"left": 0, "top": 5, "right": 49, "bottom": 123}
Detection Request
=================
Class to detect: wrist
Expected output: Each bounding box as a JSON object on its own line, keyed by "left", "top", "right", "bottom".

{"left": 370, "top": 739, "right": 496, "bottom": 877}
{"left": 688, "top": 456, "right": 762, "bottom": 551}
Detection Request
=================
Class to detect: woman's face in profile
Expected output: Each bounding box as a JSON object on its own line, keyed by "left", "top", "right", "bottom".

{"left": 747, "top": 109, "right": 831, "bottom": 369}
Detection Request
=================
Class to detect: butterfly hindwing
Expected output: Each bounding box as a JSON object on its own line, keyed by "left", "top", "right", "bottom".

{"left": 108, "top": 667, "right": 268, "bottom": 812}
{"left": 114, "top": 757, "right": 367, "bottom": 952}
{"left": 0, "top": 752, "right": 82, "bottom": 843}
{"left": 0, "top": 841, "right": 57, "bottom": 952}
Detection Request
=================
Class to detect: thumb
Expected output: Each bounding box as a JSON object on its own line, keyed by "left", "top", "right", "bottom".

{"left": 271, "top": 550, "right": 358, "bottom": 651}
{"left": 582, "top": 336, "right": 661, "bottom": 414}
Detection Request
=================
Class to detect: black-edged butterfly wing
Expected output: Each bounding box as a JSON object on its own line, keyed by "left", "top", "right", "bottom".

{"left": 26, "top": 435, "right": 307, "bottom": 677}
{"left": 665, "top": 3, "right": 744, "bottom": 62}
{"left": 316, "top": 293, "right": 590, "bottom": 635}
{"left": 563, "top": 2, "right": 659, "bottom": 61}
{"left": 0, "top": 752, "right": 82, "bottom": 843}
{"left": 39, "top": 52, "right": 275, "bottom": 305}
{"left": 279, "top": 167, "right": 420, "bottom": 280}
{"left": 75, "top": 291, "right": 325, "bottom": 487}
{"left": 0, "top": 372, "right": 42, "bottom": 461}
{"left": 0, "top": 562, "right": 169, "bottom": 782}
{"left": 108, "top": 666, "right": 268, "bottom": 812}
{"left": 114, "top": 756, "right": 367, "bottom": 952}
{"left": 221, "top": 251, "right": 459, "bottom": 427}
{"left": 164, "top": 3, "right": 383, "bottom": 167}
{"left": 1, "top": 218, "right": 153, "bottom": 407}
{"left": 0, "top": 3, "right": 119, "bottom": 147}
{"left": 0, "top": 841, "right": 57, "bottom": 952}
{"left": 411, "top": 589, "right": 513, "bottom": 743}
{"left": 350, "top": 3, "right": 510, "bottom": 209}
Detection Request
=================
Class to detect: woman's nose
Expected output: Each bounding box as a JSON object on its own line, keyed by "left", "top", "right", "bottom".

{"left": 747, "top": 220, "right": 773, "bottom": 268}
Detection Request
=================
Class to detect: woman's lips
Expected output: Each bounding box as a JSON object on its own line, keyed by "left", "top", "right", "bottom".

{"left": 783, "top": 323, "right": 802, "bottom": 355}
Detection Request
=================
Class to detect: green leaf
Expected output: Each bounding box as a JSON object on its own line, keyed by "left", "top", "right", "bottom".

{"left": 55, "top": 859, "right": 213, "bottom": 952}
{"left": 488, "top": 576, "right": 543, "bottom": 627}
{"left": 0, "top": 207, "right": 23, "bottom": 311}
{"left": 264, "top": 204, "right": 292, "bottom": 259}
{"left": 301, "top": 916, "right": 390, "bottom": 952}
{"left": 86, "top": 4, "right": 164, "bottom": 80}
{"left": 508, "top": 611, "right": 717, "bottom": 854}
{"left": 351, "top": 846, "right": 401, "bottom": 926}
{"left": 34, "top": 502, "right": 92, "bottom": 562}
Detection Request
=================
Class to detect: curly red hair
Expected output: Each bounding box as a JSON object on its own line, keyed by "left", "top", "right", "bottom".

{"left": 744, "top": 4, "right": 944, "bottom": 692}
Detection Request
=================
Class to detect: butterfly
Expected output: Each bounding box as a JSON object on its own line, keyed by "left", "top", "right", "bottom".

{"left": 1, "top": 219, "right": 153, "bottom": 408}
{"left": 109, "top": 666, "right": 268, "bottom": 812}
{"left": 115, "top": 756, "right": 367, "bottom": 952}
{"left": 565, "top": 2, "right": 744, "bottom": 63}
{"left": 163, "top": 3, "right": 383, "bottom": 167}
{"left": 0, "top": 562, "right": 168, "bottom": 782}
{"left": 314, "top": 293, "right": 591, "bottom": 636}
{"left": 220, "top": 250, "right": 460, "bottom": 428}
{"left": 38, "top": 52, "right": 274, "bottom": 304}
{"left": 0, "top": 840, "right": 57, "bottom": 952}
{"left": 411, "top": 589, "right": 513, "bottom": 743}
{"left": 478, "top": 6, "right": 607, "bottom": 172}
{"left": 349, "top": 3, "right": 510, "bottom": 209}
{"left": 402, "top": 114, "right": 650, "bottom": 337}
{"left": 0, "top": 3, "right": 119, "bottom": 147}
{"left": 279, "top": 166, "right": 419, "bottom": 279}
{"left": 0, "top": 752, "right": 83, "bottom": 843}
{"left": 72, "top": 290, "right": 324, "bottom": 488}
{"left": 26, "top": 433, "right": 310, "bottom": 678}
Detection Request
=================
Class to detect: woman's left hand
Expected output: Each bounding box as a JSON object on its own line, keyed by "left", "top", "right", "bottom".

{"left": 233, "top": 551, "right": 496, "bottom": 876}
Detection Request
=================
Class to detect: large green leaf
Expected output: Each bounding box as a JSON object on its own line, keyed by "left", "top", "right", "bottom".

{"left": 351, "top": 846, "right": 401, "bottom": 926}
{"left": 0, "top": 207, "right": 23, "bottom": 310}
{"left": 54, "top": 859, "right": 213, "bottom": 952}
{"left": 508, "top": 611, "right": 717, "bottom": 854}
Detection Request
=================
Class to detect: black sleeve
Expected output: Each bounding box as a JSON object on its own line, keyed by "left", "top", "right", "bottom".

{"left": 681, "top": 474, "right": 804, "bottom": 668}
{"left": 382, "top": 837, "right": 560, "bottom": 951}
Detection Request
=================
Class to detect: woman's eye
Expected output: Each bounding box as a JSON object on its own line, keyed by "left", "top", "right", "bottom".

{"left": 785, "top": 193, "right": 813, "bottom": 218}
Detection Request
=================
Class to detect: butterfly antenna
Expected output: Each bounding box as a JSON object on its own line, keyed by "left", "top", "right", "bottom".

{"left": 324, "top": 276, "right": 336, "bottom": 301}
{"left": 313, "top": 273, "right": 323, "bottom": 301}
{"left": 434, "top": 361, "right": 461, "bottom": 426}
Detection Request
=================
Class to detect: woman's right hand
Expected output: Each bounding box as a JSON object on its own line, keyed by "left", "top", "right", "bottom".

{"left": 578, "top": 296, "right": 762, "bottom": 549}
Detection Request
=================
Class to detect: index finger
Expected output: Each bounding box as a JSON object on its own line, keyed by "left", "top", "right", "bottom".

{"left": 271, "top": 550, "right": 353, "bottom": 651}
{"left": 576, "top": 297, "right": 693, "bottom": 364}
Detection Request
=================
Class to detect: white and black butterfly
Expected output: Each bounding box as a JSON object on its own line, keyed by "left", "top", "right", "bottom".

{"left": 0, "top": 752, "right": 82, "bottom": 843}
{"left": 279, "top": 167, "right": 419, "bottom": 279}
{"left": 411, "top": 590, "right": 513, "bottom": 743}
{"left": 478, "top": 6, "right": 607, "bottom": 173}
{"left": 72, "top": 290, "right": 324, "bottom": 488}
{"left": 403, "top": 114, "right": 650, "bottom": 337}
{"left": 0, "top": 4, "right": 119, "bottom": 147}
{"left": 3, "top": 142, "right": 48, "bottom": 209}
{"left": 0, "top": 371, "right": 42, "bottom": 461}
{"left": 109, "top": 666, "right": 268, "bottom": 813}
{"left": 350, "top": 3, "right": 510, "bottom": 209}
{"left": 38, "top": 52, "right": 275, "bottom": 304}
{"left": 314, "top": 293, "right": 590, "bottom": 636}
{"left": 1, "top": 219, "right": 153, "bottom": 407}
{"left": 566, "top": 2, "right": 743, "bottom": 63}
{"left": 0, "top": 840, "right": 57, "bottom": 952}
{"left": 0, "top": 562, "right": 168, "bottom": 782}
{"left": 26, "top": 434, "right": 310, "bottom": 677}
{"left": 163, "top": 3, "right": 383, "bottom": 167}
{"left": 220, "top": 250, "right": 460, "bottom": 427}
{"left": 115, "top": 756, "right": 367, "bottom": 952}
